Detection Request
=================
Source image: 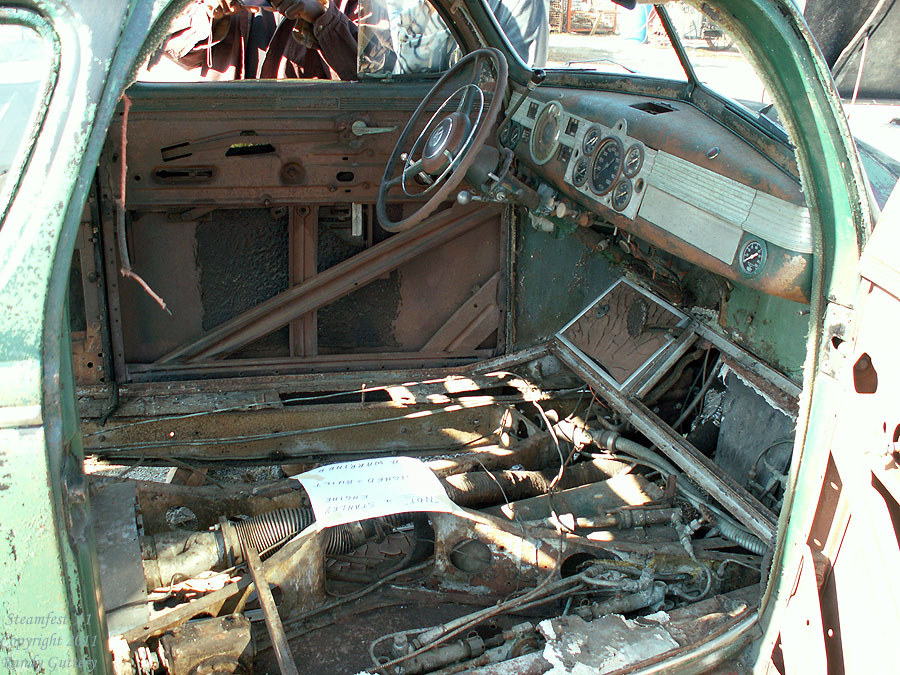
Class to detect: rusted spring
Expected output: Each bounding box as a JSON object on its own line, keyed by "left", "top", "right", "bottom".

{"left": 231, "top": 509, "right": 417, "bottom": 559}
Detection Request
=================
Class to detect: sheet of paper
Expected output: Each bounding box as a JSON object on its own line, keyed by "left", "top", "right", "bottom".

{"left": 291, "top": 456, "right": 461, "bottom": 528}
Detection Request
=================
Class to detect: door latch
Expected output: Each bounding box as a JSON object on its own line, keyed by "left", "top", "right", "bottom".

{"left": 350, "top": 120, "right": 397, "bottom": 136}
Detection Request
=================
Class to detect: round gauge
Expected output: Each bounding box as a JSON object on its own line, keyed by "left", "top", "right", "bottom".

{"left": 611, "top": 179, "right": 633, "bottom": 211}
{"left": 589, "top": 137, "right": 623, "bottom": 195}
{"left": 500, "top": 121, "right": 521, "bottom": 149}
{"left": 739, "top": 239, "right": 768, "bottom": 276}
{"left": 623, "top": 143, "right": 644, "bottom": 178}
{"left": 582, "top": 126, "right": 603, "bottom": 156}
{"left": 531, "top": 101, "right": 563, "bottom": 165}
{"left": 508, "top": 123, "right": 521, "bottom": 149}
{"left": 571, "top": 157, "right": 589, "bottom": 187}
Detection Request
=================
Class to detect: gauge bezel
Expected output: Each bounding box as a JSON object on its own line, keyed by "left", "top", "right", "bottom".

{"left": 582, "top": 125, "right": 603, "bottom": 156}
{"left": 623, "top": 143, "right": 645, "bottom": 178}
{"left": 611, "top": 178, "right": 633, "bottom": 211}
{"left": 571, "top": 156, "right": 589, "bottom": 188}
{"left": 507, "top": 122, "right": 522, "bottom": 150}
{"left": 739, "top": 239, "right": 768, "bottom": 276}
{"left": 500, "top": 121, "right": 520, "bottom": 149}
{"left": 588, "top": 137, "right": 624, "bottom": 196}
{"left": 530, "top": 101, "right": 564, "bottom": 165}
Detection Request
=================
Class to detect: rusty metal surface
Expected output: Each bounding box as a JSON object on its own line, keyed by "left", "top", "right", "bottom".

{"left": 243, "top": 543, "right": 300, "bottom": 675}
{"left": 83, "top": 396, "right": 508, "bottom": 461}
{"left": 154, "top": 204, "right": 498, "bottom": 364}
{"left": 105, "top": 205, "right": 500, "bottom": 369}
{"left": 117, "top": 104, "right": 406, "bottom": 208}
{"left": 89, "top": 475, "right": 307, "bottom": 533}
{"left": 128, "top": 351, "right": 495, "bottom": 381}
{"left": 158, "top": 615, "right": 255, "bottom": 675}
{"left": 95, "top": 81, "right": 504, "bottom": 382}
{"left": 119, "top": 79, "right": 486, "bottom": 207}
{"left": 76, "top": 355, "right": 549, "bottom": 418}
{"left": 120, "top": 575, "right": 253, "bottom": 646}
{"left": 486, "top": 473, "right": 664, "bottom": 522}
{"left": 70, "top": 216, "right": 110, "bottom": 386}
{"left": 430, "top": 510, "right": 563, "bottom": 598}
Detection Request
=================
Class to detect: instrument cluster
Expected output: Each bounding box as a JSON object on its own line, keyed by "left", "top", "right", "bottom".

{"left": 505, "top": 96, "right": 655, "bottom": 221}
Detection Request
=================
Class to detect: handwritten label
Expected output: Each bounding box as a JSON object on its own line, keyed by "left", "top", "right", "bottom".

{"left": 291, "top": 457, "right": 460, "bottom": 528}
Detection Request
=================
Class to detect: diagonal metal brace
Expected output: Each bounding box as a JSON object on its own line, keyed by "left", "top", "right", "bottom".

{"left": 156, "top": 204, "right": 495, "bottom": 364}
{"left": 243, "top": 542, "right": 300, "bottom": 675}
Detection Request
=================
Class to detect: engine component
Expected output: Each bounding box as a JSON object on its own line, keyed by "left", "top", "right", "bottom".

{"left": 158, "top": 615, "right": 254, "bottom": 675}
{"left": 141, "top": 508, "right": 410, "bottom": 591}
{"left": 128, "top": 616, "right": 254, "bottom": 675}
{"left": 572, "top": 506, "right": 681, "bottom": 530}
{"left": 399, "top": 634, "right": 485, "bottom": 675}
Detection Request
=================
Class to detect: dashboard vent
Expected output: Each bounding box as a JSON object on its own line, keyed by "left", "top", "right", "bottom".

{"left": 631, "top": 101, "right": 676, "bottom": 115}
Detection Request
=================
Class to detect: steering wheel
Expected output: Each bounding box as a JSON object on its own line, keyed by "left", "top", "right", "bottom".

{"left": 376, "top": 48, "right": 508, "bottom": 233}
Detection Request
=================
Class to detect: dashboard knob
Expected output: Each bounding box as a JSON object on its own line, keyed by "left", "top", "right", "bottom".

{"left": 457, "top": 190, "right": 473, "bottom": 205}
{"left": 555, "top": 202, "right": 568, "bottom": 218}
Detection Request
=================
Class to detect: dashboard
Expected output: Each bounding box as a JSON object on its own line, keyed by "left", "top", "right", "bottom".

{"left": 502, "top": 88, "right": 813, "bottom": 303}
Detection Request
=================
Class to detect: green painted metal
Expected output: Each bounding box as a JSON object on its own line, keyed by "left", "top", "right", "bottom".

{"left": 513, "top": 221, "right": 616, "bottom": 347}
{"left": 0, "top": 0, "right": 876, "bottom": 671}
{"left": 673, "top": 1, "right": 869, "bottom": 668}
{"left": 0, "top": 1, "right": 172, "bottom": 672}
{"left": 724, "top": 285, "right": 810, "bottom": 383}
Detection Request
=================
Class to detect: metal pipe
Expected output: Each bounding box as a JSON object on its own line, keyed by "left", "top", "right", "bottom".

{"left": 573, "top": 581, "right": 666, "bottom": 621}
{"left": 440, "top": 457, "right": 627, "bottom": 508}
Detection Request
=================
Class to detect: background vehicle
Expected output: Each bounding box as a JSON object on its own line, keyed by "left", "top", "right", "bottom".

{"left": 0, "top": 1, "right": 896, "bottom": 673}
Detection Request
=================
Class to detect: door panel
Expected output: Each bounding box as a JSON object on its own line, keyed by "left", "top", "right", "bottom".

{"left": 89, "top": 79, "right": 504, "bottom": 382}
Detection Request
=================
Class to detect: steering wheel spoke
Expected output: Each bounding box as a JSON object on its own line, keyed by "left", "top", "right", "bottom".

{"left": 468, "top": 52, "right": 486, "bottom": 84}
{"left": 385, "top": 157, "right": 426, "bottom": 190}
{"left": 376, "top": 48, "right": 508, "bottom": 232}
{"left": 457, "top": 85, "right": 479, "bottom": 117}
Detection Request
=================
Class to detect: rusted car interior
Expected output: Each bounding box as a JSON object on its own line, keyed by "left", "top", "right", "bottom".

{"left": 71, "top": 3, "right": 808, "bottom": 673}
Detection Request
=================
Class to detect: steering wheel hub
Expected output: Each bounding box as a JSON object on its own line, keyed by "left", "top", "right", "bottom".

{"left": 422, "top": 112, "right": 471, "bottom": 174}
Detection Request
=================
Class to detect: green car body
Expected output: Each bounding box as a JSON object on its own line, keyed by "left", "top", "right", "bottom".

{"left": 0, "top": 1, "right": 887, "bottom": 672}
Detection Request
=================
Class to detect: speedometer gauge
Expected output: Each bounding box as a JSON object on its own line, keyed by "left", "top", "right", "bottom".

{"left": 530, "top": 101, "right": 563, "bottom": 165}
{"left": 571, "top": 157, "right": 589, "bottom": 187}
{"left": 589, "top": 137, "right": 623, "bottom": 195}
{"left": 582, "top": 126, "right": 602, "bottom": 155}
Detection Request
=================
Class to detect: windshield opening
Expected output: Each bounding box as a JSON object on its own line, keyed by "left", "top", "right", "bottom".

{"left": 490, "top": 2, "right": 687, "bottom": 80}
